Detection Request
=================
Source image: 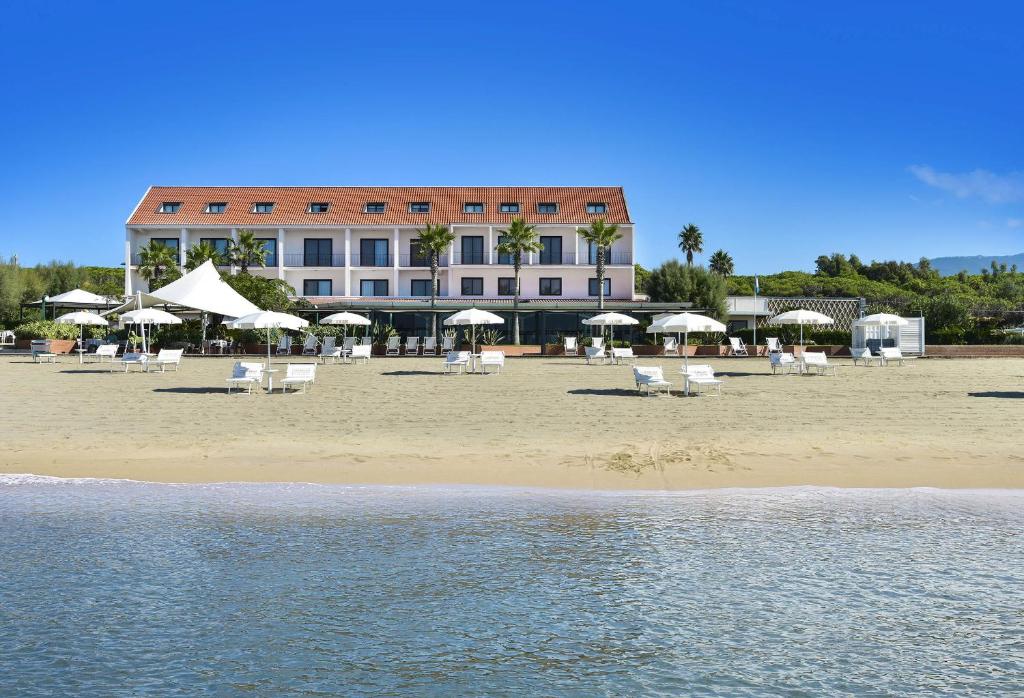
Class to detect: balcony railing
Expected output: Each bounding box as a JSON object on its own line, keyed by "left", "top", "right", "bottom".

{"left": 284, "top": 253, "right": 345, "bottom": 267}
{"left": 399, "top": 254, "right": 448, "bottom": 267}
{"left": 451, "top": 252, "right": 582, "bottom": 265}
{"left": 269, "top": 251, "right": 632, "bottom": 268}
{"left": 350, "top": 253, "right": 394, "bottom": 267}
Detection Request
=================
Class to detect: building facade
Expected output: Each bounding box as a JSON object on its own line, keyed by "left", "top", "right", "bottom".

{"left": 125, "top": 186, "right": 636, "bottom": 302}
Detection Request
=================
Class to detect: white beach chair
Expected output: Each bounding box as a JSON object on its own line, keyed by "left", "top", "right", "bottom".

{"left": 349, "top": 344, "right": 371, "bottom": 364}
{"left": 442, "top": 351, "right": 471, "bottom": 374}
{"left": 0, "top": 330, "right": 14, "bottom": 346}
{"left": 584, "top": 345, "right": 606, "bottom": 365}
{"left": 441, "top": 336, "right": 455, "bottom": 352}
{"left": 592, "top": 337, "right": 605, "bottom": 350}
{"left": 146, "top": 348, "right": 183, "bottom": 373}
{"left": 879, "top": 347, "right": 915, "bottom": 366}
{"left": 564, "top": 336, "right": 579, "bottom": 356}
{"left": 386, "top": 336, "right": 401, "bottom": 356}
{"left": 633, "top": 366, "right": 672, "bottom": 396}
{"left": 281, "top": 363, "right": 317, "bottom": 393}
{"left": 30, "top": 339, "right": 56, "bottom": 363}
{"left": 611, "top": 347, "right": 636, "bottom": 365}
{"left": 681, "top": 364, "right": 723, "bottom": 396}
{"left": 88, "top": 344, "right": 119, "bottom": 364}
{"left": 769, "top": 351, "right": 798, "bottom": 375}
{"left": 360, "top": 336, "right": 372, "bottom": 346}
{"left": 766, "top": 337, "right": 783, "bottom": 354}
{"left": 342, "top": 336, "right": 357, "bottom": 352}
{"left": 226, "top": 361, "right": 264, "bottom": 394}
{"left": 663, "top": 336, "right": 679, "bottom": 356}
{"left": 276, "top": 336, "right": 292, "bottom": 355}
{"left": 850, "top": 346, "right": 883, "bottom": 367}
{"left": 301, "top": 334, "right": 319, "bottom": 356}
{"left": 728, "top": 337, "right": 749, "bottom": 357}
{"left": 479, "top": 350, "right": 505, "bottom": 374}
{"left": 405, "top": 336, "right": 420, "bottom": 355}
{"left": 319, "top": 336, "right": 342, "bottom": 364}
{"left": 802, "top": 351, "right": 837, "bottom": 376}
{"left": 113, "top": 352, "right": 148, "bottom": 373}
{"left": 422, "top": 337, "right": 438, "bottom": 356}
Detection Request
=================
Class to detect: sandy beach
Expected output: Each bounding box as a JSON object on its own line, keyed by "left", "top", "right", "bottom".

{"left": 1, "top": 354, "right": 1021, "bottom": 489}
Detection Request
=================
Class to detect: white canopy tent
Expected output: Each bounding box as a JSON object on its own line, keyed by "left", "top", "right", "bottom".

{"left": 54, "top": 311, "right": 109, "bottom": 363}
{"left": 46, "top": 289, "right": 118, "bottom": 307}
{"left": 443, "top": 308, "right": 504, "bottom": 354}
{"left": 767, "top": 309, "right": 835, "bottom": 346}
{"left": 647, "top": 312, "right": 727, "bottom": 369}
{"left": 106, "top": 261, "right": 260, "bottom": 319}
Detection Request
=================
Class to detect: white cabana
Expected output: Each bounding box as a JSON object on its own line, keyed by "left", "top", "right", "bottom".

{"left": 443, "top": 308, "right": 504, "bottom": 354}
{"left": 55, "top": 311, "right": 109, "bottom": 363}
{"left": 767, "top": 309, "right": 834, "bottom": 346}
{"left": 582, "top": 312, "right": 638, "bottom": 349}
{"left": 647, "top": 312, "right": 727, "bottom": 369}
{"left": 854, "top": 313, "right": 909, "bottom": 354}
{"left": 225, "top": 311, "right": 309, "bottom": 391}
{"left": 119, "top": 308, "right": 182, "bottom": 354}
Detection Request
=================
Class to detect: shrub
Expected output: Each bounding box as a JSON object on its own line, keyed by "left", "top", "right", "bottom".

{"left": 14, "top": 320, "right": 90, "bottom": 340}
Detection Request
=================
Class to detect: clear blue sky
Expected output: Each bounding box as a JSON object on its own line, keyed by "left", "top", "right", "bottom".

{"left": 1, "top": 1, "right": 1021, "bottom": 273}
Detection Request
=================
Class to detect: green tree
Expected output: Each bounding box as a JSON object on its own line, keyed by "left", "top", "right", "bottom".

{"left": 228, "top": 229, "right": 269, "bottom": 273}
{"left": 577, "top": 218, "right": 622, "bottom": 311}
{"left": 415, "top": 223, "right": 456, "bottom": 338}
{"left": 708, "top": 249, "right": 734, "bottom": 277}
{"left": 185, "top": 241, "right": 227, "bottom": 271}
{"left": 633, "top": 263, "right": 651, "bottom": 293}
{"left": 496, "top": 217, "right": 544, "bottom": 344}
{"left": 223, "top": 273, "right": 294, "bottom": 312}
{"left": 677, "top": 223, "right": 703, "bottom": 265}
{"left": 645, "top": 260, "right": 728, "bottom": 320}
{"left": 137, "top": 241, "right": 180, "bottom": 290}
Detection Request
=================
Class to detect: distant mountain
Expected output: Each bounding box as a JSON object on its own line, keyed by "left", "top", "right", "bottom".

{"left": 928, "top": 252, "right": 1024, "bottom": 276}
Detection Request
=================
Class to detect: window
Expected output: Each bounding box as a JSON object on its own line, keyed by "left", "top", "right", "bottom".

{"left": 359, "top": 238, "right": 389, "bottom": 266}
{"left": 307, "top": 202, "right": 330, "bottom": 213}
{"left": 205, "top": 202, "right": 227, "bottom": 214}
{"left": 199, "top": 238, "right": 230, "bottom": 258}
{"left": 408, "top": 239, "right": 430, "bottom": 267}
{"left": 364, "top": 202, "right": 386, "bottom": 213}
{"left": 499, "top": 202, "right": 520, "bottom": 214}
{"left": 410, "top": 279, "right": 434, "bottom": 296}
{"left": 539, "top": 236, "right": 563, "bottom": 264}
{"left": 539, "top": 277, "right": 562, "bottom": 296}
{"left": 150, "top": 238, "right": 180, "bottom": 262}
{"left": 588, "top": 242, "right": 610, "bottom": 265}
{"left": 588, "top": 278, "right": 612, "bottom": 296}
{"left": 408, "top": 202, "right": 430, "bottom": 213}
{"left": 461, "top": 277, "right": 484, "bottom": 296}
{"left": 252, "top": 202, "right": 275, "bottom": 213}
{"left": 304, "top": 238, "right": 332, "bottom": 266}
{"left": 303, "top": 279, "right": 332, "bottom": 296}
{"left": 497, "top": 277, "right": 516, "bottom": 296}
{"left": 257, "top": 238, "right": 277, "bottom": 266}
{"left": 360, "top": 279, "right": 389, "bottom": 296}
{"left": 158, "top": 202, "right": 180, "bottom": 213}
{"left": 496, "top": 234, "right": 512, "bottom": 265}
{"left": 460, "top": 236, "right": 484, "bottom": 264}
{"left": 537, "top": 202, "right": 558, "bottom": 214}
{"left": 463, "top": 202, "right": 484, "bottom": 214}
{"left": 586, "top": 202, "right": 607, "bottom": 214}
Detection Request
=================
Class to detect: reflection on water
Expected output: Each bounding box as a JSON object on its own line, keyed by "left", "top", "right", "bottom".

{"left": 0, "top": 478, "right": 1021, "bottom": 696}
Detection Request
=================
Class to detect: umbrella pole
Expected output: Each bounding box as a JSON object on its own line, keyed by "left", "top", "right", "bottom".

{"left": 80, "top": 325, "right": 84, "bottom": 364}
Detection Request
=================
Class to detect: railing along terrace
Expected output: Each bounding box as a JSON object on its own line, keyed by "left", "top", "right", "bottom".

{"left": 350, "top": 253, "right": 394, "bottom": 267}
{"left": 399, "top": 254, "right": 448, "bottom": 267}
{"left": 285, "top": 253, "right": 346, "bottom": 267}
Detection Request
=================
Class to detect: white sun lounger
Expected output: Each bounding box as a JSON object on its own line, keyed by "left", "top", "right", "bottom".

{"left": 227, "top": 361, "right": 264, "bottom": 394}
{"left": 766, "top": 337, "right": 783, "bottom": 354}
{"left": 879, "top": 347, "right": 915, "bottom": 366}
{"left": 479, "top": 350, "right": 505, "bottom": 374}
{"left": 585, "top": 346, "right": 606, "bottom": 365}
{"left": 564, "top": 337, "right": 579, "bottom": 356}
{"left": 663, "top": 337, "right": 679, "bottom": 356}
{"left": 281, "top": 363, "right": 317, "bottom": 393}
{"left": 633, "top": 366, "right": 672, "bottom": 396}
{"left": 850, "top": 346, "right": 882, "bottom": 366}
{"left": 319, "top": 336, "right": 342, "bottom": 364}
{"left": 113, "top": 352, "right": 148, "bottom": 372}
{"left": 728, "top": 337, "right": 749, "bottom": 356}
{"left": 422, "top": 337, "right": 438, "bottom": 355}
{"left": 592, "top": 337, "right": 605, "bottom": 350}
{"left": 301, "top": 335, "right": 319, "bottom": 356}
{"left": 441, "top": 336, "right": 455, "bottom": 352}
{"left": 611, "top": 347, "right": 636, "bottom": 365}
{"left": 349, "top": 345, "right": 371, "bottom": 364}
{"left": 30, "top": 339, "right": 56, "bottom": 363}
{"left": 386, "top": 336, "right": 401, "bottom": 356}
{"left": 88, "top": 344, "right": 119, "bottom": 363}
{"left": 681, "top": 364, "right": 723, "bottom": 396}
{"left": 405, "top": 336, "right": 420, "bottom": 355}
{"left": 276, "top": 336, "right": 292, "bottom": 355}
{"left": 146, "top": 348, "right": 183, "bottom": 373}
{"left": 443, "top": 351, "right": 471, "bottom": 374}
{"left": 801, "top": 351, "right": 837, "bottom": 376}
{"left": 770, "top": 351, "right": 798, "bottom": 375}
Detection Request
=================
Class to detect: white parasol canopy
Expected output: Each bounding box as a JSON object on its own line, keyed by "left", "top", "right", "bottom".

{"left": 119, "top": 307, "right": 181, "bottom": 353}
{"left": 443, "top": 308, "right": 504, "bottom": 354}
{"left": 854, "top": 313, "right": 909, "bottom": 354}
{"left": 320, "top": 311, "right": 371, "bottom": 347}
{"left": 225, "top": 311, "right": 309, "bottom": 383}
{"left": 46, "top": 289, "right": 117, "bottom": 306}
{"left": 583, "top": 312, "right": 638, "bottom": 349}
{"left": 646, "top": 312, "right": 727, "bottom": 369}
{"left": 55, "top": 311, "right": 109, "bottom": 363}
{"left": 768, "top": 309, "right": 834, "bottom": 346}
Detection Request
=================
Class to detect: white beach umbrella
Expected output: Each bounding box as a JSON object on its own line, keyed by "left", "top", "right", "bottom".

{"left": 582, "top": 312, "right": 638, "bottom": 349}
{"left": 767, "top": 309, "right": 834, "bottom": 347}
{"left": 118, "top": 307, "right": 181, "bottom": 353}
{"left": 443, "top": 308, "right": 504, "bottom": 354}
{"left": 225, "top": 311, "right": 310, "bottom": 374}
{"left": 55, "top": 311, "right": 109, "bottom": 363}
{"left": 854, "top": 313, "right": 909, "bottom": 354}
{"left": 320, "top": 311, "right": 371, "bottom": 346}
{"left": 646, "top": 312, "right": 727, "bottom": 369}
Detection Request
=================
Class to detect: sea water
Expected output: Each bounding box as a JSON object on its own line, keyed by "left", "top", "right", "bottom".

{"left": 0, "top": 477, "right": 1021, "bottom": 696}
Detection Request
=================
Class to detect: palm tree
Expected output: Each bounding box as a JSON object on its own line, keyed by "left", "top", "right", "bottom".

{"left": 678, "top": 223, "right": 703, "bottom": 265}
{"left": 577, "top": 218, "right": 622, "bottom": 311}
{"left": 416, "top": 223, "right": 456, "bottom": 339}
{"left": 228, "top": 229, "right": 268, "bottom": 273}
{"left": 495, "top": 217, "right": 544, "bottom": 344}
{"left": 137, "top": 241, "right": 179, "bottom": 286}
{"left": 708, "top": 249, "right": 734, "bottom": 277}
{"left": 185, "top": 241, "right": 227, "bottom": 271}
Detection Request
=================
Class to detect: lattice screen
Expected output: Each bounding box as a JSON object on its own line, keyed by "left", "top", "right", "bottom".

{"left": 761, "top": 297, "right": 863, "bottom": 329}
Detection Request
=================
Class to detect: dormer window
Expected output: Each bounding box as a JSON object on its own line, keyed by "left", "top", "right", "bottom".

{"left": 252, "top": 202, "right": 275, "bottom": 214}
{"left": 206, "top": 202, "right": 227, "bottom": 214}
{"left": 537, "top": 202, "right": 558, "bottom": 214}
{"left": 464, "top": 202, "right": 484, "bottom": 214}
{"left": 499, "top": 202, "right": 520, "bottom": 214}
{"left": 365, "top": 202, "right": 386, "bottom": 213}
{"left": 409, "top": 202, "right": 431, "bottom": 213}
{"left": 308, "top": 202, "right": 330, "bottom": 213}
{"left": 158, "top": 202, "right": 181, "bottom": 214}
{"left": 586, "top": 202, "right": 607, "bottom": 214}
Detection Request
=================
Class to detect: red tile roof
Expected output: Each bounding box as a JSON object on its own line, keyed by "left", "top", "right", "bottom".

{"left": 127, "top": 186, "right": 631, "bottom": 227}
